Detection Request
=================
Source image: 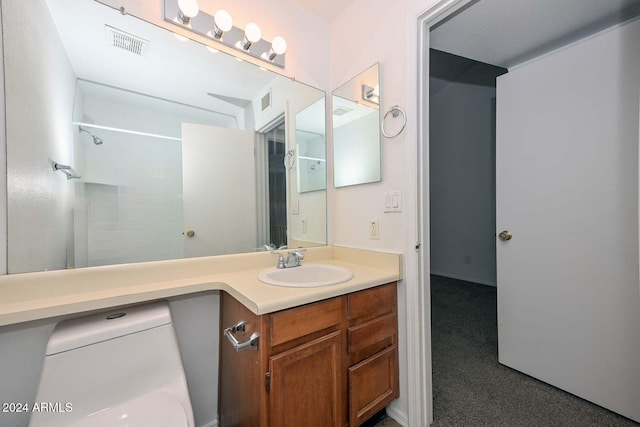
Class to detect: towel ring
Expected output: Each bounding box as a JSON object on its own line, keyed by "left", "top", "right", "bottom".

{"left": 381, "top": 105, "right": 407, "bottom": 138}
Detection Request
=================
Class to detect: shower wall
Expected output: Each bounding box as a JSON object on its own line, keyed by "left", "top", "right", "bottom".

{"left": 75, "top": 94, "right": 193, "bottom": 267}
{"left": 4, "top": 0, "right": 77, "bottom": 273}
{"left": 296, "top": 131, "right": 326, "bottom": 193}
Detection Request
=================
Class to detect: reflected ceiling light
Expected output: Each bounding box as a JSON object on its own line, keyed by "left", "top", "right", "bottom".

{"left": 267, "top": 36, "right": 287, "bottom": 60}
{"left": 212, "top": 10, "right": 233, "bottom": 39}
{"left": 177, "top": 0, "right": 199, "bottom": 25}
{"left": 241, "top": 23, "right": 261, "bottom": 50}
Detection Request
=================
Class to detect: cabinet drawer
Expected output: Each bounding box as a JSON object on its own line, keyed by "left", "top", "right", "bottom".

{"left": 348, "top": 313, "right": 396, "bottom": 363}
{"left": 347, "top": 283, "right": 396, "bottom": 323}
{"left": 270, "top": 297, "right": 343, "bottom": 347}
{"left": 348, "top": 345, "right": 399, "bottom": 427}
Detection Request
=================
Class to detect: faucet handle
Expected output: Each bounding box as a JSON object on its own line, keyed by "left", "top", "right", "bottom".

{"left": 287, "top": 249, "right": 306, "bottom": 267}
{"left": 270, "top": 251, "right": 286, "bottom": 269}
{"left": 291, "top": 249, "right": 305, "bottom": 258}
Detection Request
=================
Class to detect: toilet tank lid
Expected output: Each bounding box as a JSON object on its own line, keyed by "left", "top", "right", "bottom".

{"left": 46, "top": 301, "right": 172, "bottom": 355}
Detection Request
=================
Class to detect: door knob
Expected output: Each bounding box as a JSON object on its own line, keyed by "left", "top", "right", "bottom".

{"left": 184, "top": 230, "right": 195, "bottom": 238}
{"left": 498, "top": 230, "right": 512, "bottom": 241}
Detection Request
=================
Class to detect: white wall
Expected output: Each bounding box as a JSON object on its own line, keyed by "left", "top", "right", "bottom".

{"left": 333, "top": 112, "right": 381, "bottom": 187}
{"left": 429, "top": 77, "right": 496, "bottom": 286}
{"left": 4, "top": 0, "right": 77, "bottom": 274}
{"left": 169, "top": 293, "right": 221, "bottom": 427}
{"left": 330, "top": 1, "right": 442, "bottom": 423}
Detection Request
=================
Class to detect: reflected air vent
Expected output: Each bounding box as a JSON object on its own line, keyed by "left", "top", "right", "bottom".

{"left": 261, "top": 90, "right": 272, "bottom": 112}
{"left": 105, "top": 25, "right": 149, "bottom": 56}
{"left": 333, "top": 106, "right": 353, "bottom": 116}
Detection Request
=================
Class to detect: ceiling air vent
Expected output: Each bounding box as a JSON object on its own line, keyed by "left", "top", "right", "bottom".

{"left": 105, "top": 25, "right": 149, "bottom": 56}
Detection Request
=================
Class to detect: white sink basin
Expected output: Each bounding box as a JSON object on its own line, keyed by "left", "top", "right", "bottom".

{"left": 258, "top": 264, "right": 354, "bottom": 288}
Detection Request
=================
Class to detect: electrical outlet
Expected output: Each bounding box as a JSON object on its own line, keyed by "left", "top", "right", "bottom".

{"left": 369, "top": 220, "right": 379, "bottom": 240}
{"left": 301, "top": 219, "right": 307, "bottom": 234}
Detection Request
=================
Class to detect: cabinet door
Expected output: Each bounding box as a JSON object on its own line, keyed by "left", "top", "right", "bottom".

{"left": 348, "top": 345, "right": 398, "bottom": 427}
{"left": 269, "top": 331, "right": 342, "bottom": 427}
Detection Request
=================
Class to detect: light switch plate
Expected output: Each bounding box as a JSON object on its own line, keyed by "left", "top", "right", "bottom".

{"left": 292, "top": 200, "right": 299, "bottom": 215}
{"left": 384, "top": 191, "right": 402, "bottom": 213}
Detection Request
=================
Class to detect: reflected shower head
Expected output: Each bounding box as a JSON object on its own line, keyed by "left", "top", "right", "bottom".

{"left": 79, "top": 126, "right": 103, "bottom": 145}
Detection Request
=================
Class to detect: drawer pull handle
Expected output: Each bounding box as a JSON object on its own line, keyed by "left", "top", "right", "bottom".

{"left": 224, "top": 320, "right": 259, "bottom": 351}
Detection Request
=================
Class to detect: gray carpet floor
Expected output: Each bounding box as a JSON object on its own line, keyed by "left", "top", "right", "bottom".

{"left": 430, "top": 275, "right": 640, "bottom": 427}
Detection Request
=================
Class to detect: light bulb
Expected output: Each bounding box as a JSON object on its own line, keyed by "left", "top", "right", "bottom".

{"left": 245, "top": 23, "right": 262, "bottom": 43}
{"left": 214, "top": 10, "right": 233, "bottom": 32}
{"left": 272, "top": 36, "right": 287, "bottom": 55}
{"left": 177, "top": 0, "right": 199, "bottom": 24}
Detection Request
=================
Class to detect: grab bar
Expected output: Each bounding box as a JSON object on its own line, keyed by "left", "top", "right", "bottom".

{"left": 224, "top": 320, "right": 259, "bottom": 351}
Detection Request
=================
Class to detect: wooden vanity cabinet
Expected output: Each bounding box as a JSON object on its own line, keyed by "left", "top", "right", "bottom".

{"left": 267, "top": 296, "right": 344, "bottom": 427}
{"left": 347, "top": 284, "right": 399, "bottom": 426}
{"left": 218, "top": 283, "right": 397, "bottom": 427}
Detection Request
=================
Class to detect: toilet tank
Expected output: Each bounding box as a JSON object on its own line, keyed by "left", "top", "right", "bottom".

{"left": 29, "top": 301, "right": 194, "bottom": 427}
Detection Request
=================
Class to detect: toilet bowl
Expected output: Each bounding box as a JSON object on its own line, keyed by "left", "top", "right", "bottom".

{"left": 28, "top": 301, "right": 195, "bottom": 427}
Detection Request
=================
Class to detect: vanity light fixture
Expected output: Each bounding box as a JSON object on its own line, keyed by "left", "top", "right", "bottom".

{"left": 212, "top": 9, "right": 232, "bottom": 39}
{"left": 163, "top": 0, "right": 286, "bottom": 68}
{"left": 362, "top": 84, "right": 380, "bottom": 104}
{"left": 177, "top": 0, "right": 199, "bottom": 25}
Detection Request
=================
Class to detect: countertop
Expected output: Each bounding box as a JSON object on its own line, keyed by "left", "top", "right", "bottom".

{"left": 0, "top": 246, "right": 401, "bottom": 326}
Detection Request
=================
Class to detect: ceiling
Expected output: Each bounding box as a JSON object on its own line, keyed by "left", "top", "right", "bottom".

{"left": 290, "top": 0, "right": 355, "bottom": 23}
{"left": 44, "top": 0, "right": 282, "bottom": 123}
{"left": 431, "top": 0, "right": 640, "bottom": 68}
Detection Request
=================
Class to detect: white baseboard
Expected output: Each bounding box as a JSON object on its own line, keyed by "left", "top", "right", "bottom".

{"left": 430, "top": 270, "right": 496, "bottom": 287}
{"left": 387, "top": 403, "right": 409, "bottom": 427}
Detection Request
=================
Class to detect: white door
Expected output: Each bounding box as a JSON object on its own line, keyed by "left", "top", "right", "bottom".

{"left": 182, "top": 123, "right": 257, "bottom": 258}
{"left": 496, "top": 22, "right": 640, "bottom": 421}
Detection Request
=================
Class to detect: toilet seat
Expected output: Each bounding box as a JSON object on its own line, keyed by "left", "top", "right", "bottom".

{"left": 70, "top": 392, "right": 188, "bottom": 427}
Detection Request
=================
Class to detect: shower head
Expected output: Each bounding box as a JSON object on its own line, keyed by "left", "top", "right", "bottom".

{"left": 79, "top": 126, "right": 103, "bottom": 145}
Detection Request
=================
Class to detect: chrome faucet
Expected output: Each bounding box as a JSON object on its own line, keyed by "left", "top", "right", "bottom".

{"left": 271, "top": 249, "right": 305, "bottom": 269}
{"left": 286, "top": 250, "right": 305, "bottom": 268}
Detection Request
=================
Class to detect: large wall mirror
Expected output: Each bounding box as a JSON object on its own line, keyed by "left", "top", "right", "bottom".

{"left": 332, "top": 63, "right": 381, "bottom": 188}
{"left": 3, "top": 0, "right": 327, "bottom": 274}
